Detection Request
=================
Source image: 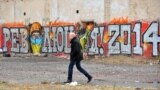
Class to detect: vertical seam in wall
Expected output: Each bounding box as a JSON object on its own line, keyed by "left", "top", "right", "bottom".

{"left": 104, "top": 0, "right": 110, "bottom": 22}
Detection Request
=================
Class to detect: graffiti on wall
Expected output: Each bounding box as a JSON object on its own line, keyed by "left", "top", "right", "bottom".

{"left": 0, "top": 20, "right": 159, "bottom": 58}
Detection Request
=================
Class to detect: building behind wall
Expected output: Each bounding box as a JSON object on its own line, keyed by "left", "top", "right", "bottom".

{"left": 0, "top": 0, "right": 159, "bottom": 24}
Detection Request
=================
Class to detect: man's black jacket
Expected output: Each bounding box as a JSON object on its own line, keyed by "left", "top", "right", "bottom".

{"left": 70, "top": 37, "right": 83, "bottom": 61}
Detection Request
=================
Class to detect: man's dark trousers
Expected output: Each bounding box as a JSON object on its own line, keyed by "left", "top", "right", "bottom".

{"left": 67, "top": 59, "right": 91, "bottom": 81}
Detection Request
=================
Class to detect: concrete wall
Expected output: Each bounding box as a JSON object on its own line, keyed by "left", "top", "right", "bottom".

{"left": 57, "top": 0, "right": 104, "bottom": 22}
{"left": 0, "top": 0, "right": 160, "bottom": 58}
{"left": 130, "top": 0, "right": 160, "bottom": 20}
{"left": 107, "top": 0, "right": 160, "bottom": 21}
{"left": 0, "top": 0, "right": 46, "bottom": 24}
{"left": 0, "top": 0, "right": 159, "bottom": 24}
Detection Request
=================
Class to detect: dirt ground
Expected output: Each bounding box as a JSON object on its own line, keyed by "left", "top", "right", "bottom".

{"left": 0, "top": 54, "right": 159, "bottom": 90}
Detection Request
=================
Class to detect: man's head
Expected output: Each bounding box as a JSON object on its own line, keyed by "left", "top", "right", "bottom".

{"left": 69, "top": 32, "right": 77, "bottom": 41}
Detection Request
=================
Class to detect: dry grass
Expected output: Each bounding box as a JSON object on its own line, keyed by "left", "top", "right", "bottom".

{"left": 0, "top": 82, "right": 158, "bottom": 90}
{"left": 88, "top": 55, "right": 159, "bottom": 65}
{"left": 0, "top": 84, "right": 135, "bottom": 90}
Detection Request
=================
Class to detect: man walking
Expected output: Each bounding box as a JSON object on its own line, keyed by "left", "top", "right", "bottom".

{"left": 64, "top": 32, "right": 92, "bottom": 83}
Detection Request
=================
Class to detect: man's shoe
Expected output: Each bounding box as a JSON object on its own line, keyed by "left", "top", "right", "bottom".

{"left": 64, "top": 80, "right": 72, "bottom": 84}
{"left": 87, "top": 76, "right": 92, "bottom": 83}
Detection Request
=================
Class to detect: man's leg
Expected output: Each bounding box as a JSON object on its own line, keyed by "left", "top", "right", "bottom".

{"left": 76, "top": 60, "right": 92, "bottom": 83}
{"left": 67, "top": 60, "right": 76, "bottom": 82}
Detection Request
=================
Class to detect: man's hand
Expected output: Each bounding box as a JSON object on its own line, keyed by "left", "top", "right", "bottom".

{"left": 83, "top": 52, "right": 88, "bottom": 60}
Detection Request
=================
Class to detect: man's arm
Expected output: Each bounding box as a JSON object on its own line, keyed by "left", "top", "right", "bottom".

{"left": 71, "top": 42, "right": 81, "bottom": 57}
